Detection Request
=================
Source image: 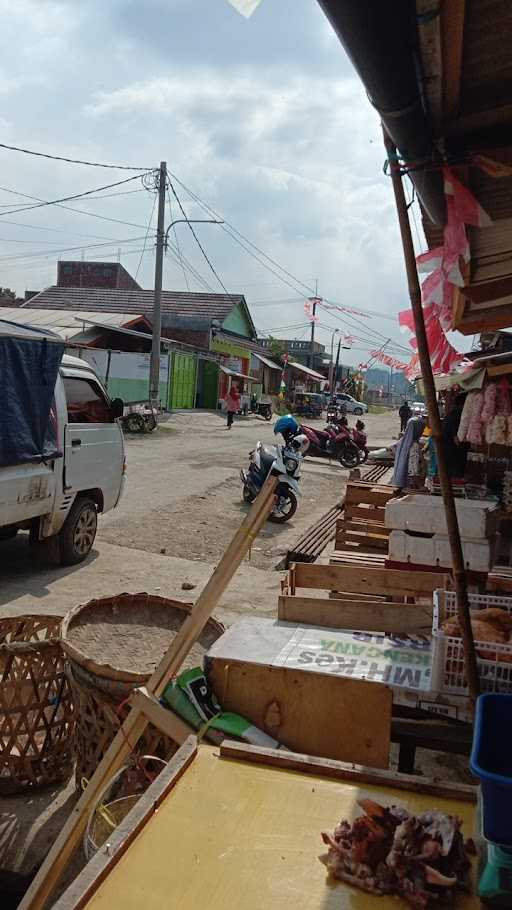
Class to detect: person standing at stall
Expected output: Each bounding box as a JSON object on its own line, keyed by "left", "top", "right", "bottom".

{"left": 224, "top": 384, "right": 241, "bottom": 430}
{"left": 392, "top": 416, "right": 426, "bottom": 488}
{"left": 442, "top": 392, "right": 467, "bottom": 477}
{"left": 398, "top": 400, "right": 412, "bottom": 434}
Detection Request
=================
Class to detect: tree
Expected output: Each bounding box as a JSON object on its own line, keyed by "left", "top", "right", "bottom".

{"left": 268, "top": 336, "right": 286, "bottom": 360}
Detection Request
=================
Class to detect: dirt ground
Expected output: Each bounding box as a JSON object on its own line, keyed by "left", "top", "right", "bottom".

{"left": 0, "top": 408, "right": 472, "bottom": 886}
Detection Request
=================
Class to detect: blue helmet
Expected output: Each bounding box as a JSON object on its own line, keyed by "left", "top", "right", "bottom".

{"left": 274, "top": 414, "right": 299, "bottom": 438}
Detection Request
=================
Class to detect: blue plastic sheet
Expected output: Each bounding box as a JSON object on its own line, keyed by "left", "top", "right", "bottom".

{"left": 0, "top": 320, "right": 64, "bottom": 467}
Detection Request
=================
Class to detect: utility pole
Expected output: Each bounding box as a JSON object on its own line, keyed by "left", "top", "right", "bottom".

{"left": 309, "top": 278, "right": 319, "bottom": 368}
{"left": 149, "top": 160, "right": 167, "bottom": 409}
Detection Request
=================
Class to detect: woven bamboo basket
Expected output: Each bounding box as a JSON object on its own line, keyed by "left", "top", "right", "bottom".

{"left": 61, "top": 592, "right": 224, "bottom": 787}
{"left": 0, "top": 615, "right": 74, "bottom": 795}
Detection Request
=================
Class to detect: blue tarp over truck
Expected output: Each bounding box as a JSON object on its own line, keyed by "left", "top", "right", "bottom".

{"left": 0, "top": 319, "right": 64, "bottom": 467}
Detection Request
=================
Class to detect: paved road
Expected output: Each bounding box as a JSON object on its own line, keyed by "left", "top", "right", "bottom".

{"left": 0, "top": 409, "right": 397, "bottom": 620}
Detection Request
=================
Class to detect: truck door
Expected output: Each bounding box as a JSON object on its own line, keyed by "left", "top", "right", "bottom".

{"left": 62, "top": 375, "right": 124, "bottom": 512}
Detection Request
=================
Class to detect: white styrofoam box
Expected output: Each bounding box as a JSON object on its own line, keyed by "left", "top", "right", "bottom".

{"left": 388, "top": 529, "right": 498, "bottom": 573}
{"left": 385, "top": 494, "right": 500, "bottom": 539}
{"left": 432, "top": 590, "right": 512, "bottom": 695}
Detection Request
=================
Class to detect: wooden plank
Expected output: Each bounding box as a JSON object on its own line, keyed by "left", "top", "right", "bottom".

{"left": 343, "top": 518, "right": 390, "bottom": 536}
{"left": 52, "top": 738, "right": 199, "bottom": 910}
{"left": 441, "top": 0, "right": 465, "bottom": 120}
{"left": 128, "top": 687, "right": 223, "bottom": 747}
{"left": 278, "top": 595, "right": 433, "bottom": 633}
{"left": 53, "top": 742, "right": 477, "bottom": 910}
{"left": 336, "top": 532, "right": 389, "bottom": 551}
{"left": 344, "top": 504, "right": 385, "bottom": 521}
{"left": 19, "top": 475, "right": 278, "bottom": 910}
{"left": 219, "top": 741, "right": 477, "bottom": 803}
{"left": 207, "top": 658, "right": 392, "bottom": 768}
{"left": 292, "top": 562, "right": 446, "bottom": 596}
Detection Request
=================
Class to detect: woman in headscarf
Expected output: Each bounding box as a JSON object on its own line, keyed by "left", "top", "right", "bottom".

{"left": 392, "top": 416, "right": 426, "bottom": 488}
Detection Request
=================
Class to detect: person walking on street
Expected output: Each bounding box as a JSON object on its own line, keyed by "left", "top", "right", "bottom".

{"left": 398, "top": 399, "right": 412, "bottom": 434}
{"left": 225, "top": 384, "right": 241, "bottom": 429}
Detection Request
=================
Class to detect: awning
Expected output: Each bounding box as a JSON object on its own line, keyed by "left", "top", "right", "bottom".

{"left": 220, "top": 366, "right": 259, "bottom": 383}
{"left": 417, "top": 368, "right": 486, "bottom": 394}
{"left": 286, "top": 360, "right": 325, "bottom": 381}
{"left": 252, "top": 352, "right": 281, "bottom": 371}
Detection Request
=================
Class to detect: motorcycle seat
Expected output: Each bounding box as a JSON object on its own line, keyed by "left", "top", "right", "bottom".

{"left": 260, "top": 445, "right": 277, "bottom": 470}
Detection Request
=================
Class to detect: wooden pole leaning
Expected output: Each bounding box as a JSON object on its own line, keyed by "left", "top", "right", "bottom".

{"left": 18, "top": 473, "right": 278, "bottom": 910}
{"left": 383, "top": 133, "right": 479, "bottom": 703}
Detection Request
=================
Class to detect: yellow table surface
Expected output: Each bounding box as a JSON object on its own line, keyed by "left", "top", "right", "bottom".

{"left": 85, "top": 747, "right": 479, "bottom": 910}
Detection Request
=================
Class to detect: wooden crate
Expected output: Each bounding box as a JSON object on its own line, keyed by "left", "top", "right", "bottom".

{"left": 279, "top": 562, "right": 445, "bottom": 634}
{"left": 335, "top": 481, "right": 398, "bottom": 552}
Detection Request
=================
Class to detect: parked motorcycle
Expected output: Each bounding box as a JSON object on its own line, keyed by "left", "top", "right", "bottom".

{"left": 240, "top": 415, "right": 308, "bottom": 523}
{"left": 299, "top": 420, "right": 360, "bottom": 469}
{"left": 249, "top": 396, "right": 272, "bottom": 421}
{"left": 328, "top": 414, "right": 369, "bottom": 465}
{"left": 351, "top": 419, "right": 369, "bottom": 464}
{"left": 121, "top": 404, "right": 157, "bottom": 434}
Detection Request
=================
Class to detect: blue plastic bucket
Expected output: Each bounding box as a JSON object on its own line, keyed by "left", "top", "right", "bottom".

{"left": 470, "top": 694, "right": 512, "bottom": 846}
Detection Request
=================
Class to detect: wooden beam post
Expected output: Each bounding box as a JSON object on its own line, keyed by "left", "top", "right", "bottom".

{"left": 18, "top": 474, "right": 277, "bottom": 910}
{"left": 383, "top": 133, "right": 479, "bottom": 704}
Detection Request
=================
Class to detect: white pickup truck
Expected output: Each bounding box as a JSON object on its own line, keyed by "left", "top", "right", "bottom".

{"left": 0, "top": 350, "right": 125, "bottom": 564}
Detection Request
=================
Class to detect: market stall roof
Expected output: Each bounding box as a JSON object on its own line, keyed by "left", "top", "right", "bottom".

{"left": 219, "top": 365, "right": 259, "bottom": 383}
{"left": 286, "top": 360, "right": 324, "bottom": 381}
{"left": 318, "top": 0, "right": 512, "bottom": 335}
{"left": 252, "top": 352, "right": 281, "bottom": 371}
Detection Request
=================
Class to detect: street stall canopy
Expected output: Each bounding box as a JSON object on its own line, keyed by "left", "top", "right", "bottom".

{"left": 252, "top": 352, "right": 281, "bottom": 371}
{"left": 318, "top": 0, "right": 512, "bottom": 338}
{"left": 286, "top": 361, "right": 325, "bottom": 381}
{"left": 0, "top": 319, "right": 64, "bottom": 467}
{"left": 219, "top": 365, "right": 259, "bottom": 383}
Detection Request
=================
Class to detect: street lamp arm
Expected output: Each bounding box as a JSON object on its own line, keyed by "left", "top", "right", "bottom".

{"left": 164, "top": 218, "right": 224, "bottom": 243}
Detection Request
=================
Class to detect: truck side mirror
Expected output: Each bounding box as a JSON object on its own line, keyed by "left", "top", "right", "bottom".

{"left": 110, "top": 398, "right": 124, "bottom": 419}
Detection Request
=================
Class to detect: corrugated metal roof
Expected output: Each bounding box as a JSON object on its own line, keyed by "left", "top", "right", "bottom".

{"left": 252, "top": 352, "right": 281, "bottom": 371}
{"left": 286, "top": 361, "right": 325, "bottom": 380}
{"left": 0, "top": 307, "right": 142, "bottom": 342}
{"left": 25, "top": 286, "right": 246, "bottom": 324}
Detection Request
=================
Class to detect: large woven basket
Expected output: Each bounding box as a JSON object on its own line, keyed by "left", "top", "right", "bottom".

{"left": 0, "top": 615, "right": 74, "bottom": 794}
{"left": 61, "top": 593, "right": 224, "bottom": 786}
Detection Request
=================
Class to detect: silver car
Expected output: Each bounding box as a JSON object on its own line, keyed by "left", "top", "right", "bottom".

{"left": 335, "top": 393, "right": 368, "bottom": 416}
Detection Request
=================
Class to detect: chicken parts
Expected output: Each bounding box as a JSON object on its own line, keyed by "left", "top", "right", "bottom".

{"left": 320, "top": 799, "right": 471, "bottom": 909}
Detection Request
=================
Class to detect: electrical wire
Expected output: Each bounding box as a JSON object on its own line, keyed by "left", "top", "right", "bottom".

{"left": 166, "top": 177, "right": 228, "bottom": 293}
{"left": 0, "top": 173, "right": 146, "bottom": 218}
{"left": 0, "top": 184, "right": 149, "bottom": 231}
{"left": 0, "top": 235, "right": 147, "bottom": 264}
{"left": 0, "top": 141, "right": 152, "bottom": 171}
{"left": 167, "top": 169, "right": 403, "bottom": 325}
{"left": 166, "top": 187, "right": 189, "bottom": 291}
{"left": 168, "top": 168, "right": 314, "bottom": 298}
{"left": 135, "top": 193, "right": 157, "bottom": 281}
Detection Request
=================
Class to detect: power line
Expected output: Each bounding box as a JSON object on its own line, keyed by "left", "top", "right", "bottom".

{"left": 0, "top": 141, "right": 151, "bottom": 171}
{"left": 164, "top": 241, "right": 217, "bottom": 293}
{"left": 168, "top": 169, "right": 314, "bottom": 296}
{"left": 0, "top": 184, "right": 149, "bottom": 231}
{"left": 0, "top": 235, "right": 147, "bottom": 264}
{"left": 166, "top": 177, "right": 228, "bottom": 293}
{"left": 135, "top": 194, "right": 157, "bottom": 281}
{"left": 166, "top": 187, "right": 189, "bottom": 291}
{"left": 0, "top": 173, "right": 145, "bottom": 218}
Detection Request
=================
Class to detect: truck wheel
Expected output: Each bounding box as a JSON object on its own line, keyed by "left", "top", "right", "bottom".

{"left": 59, "top": 497, "right": 98, "bottom": 565}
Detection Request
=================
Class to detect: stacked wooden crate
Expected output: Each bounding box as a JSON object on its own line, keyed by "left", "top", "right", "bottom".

{"left": 334, "top": 480, "right": 398, "bottom": 552}
{"left": 279, "top": 562, "right": 446, "bottom": 633}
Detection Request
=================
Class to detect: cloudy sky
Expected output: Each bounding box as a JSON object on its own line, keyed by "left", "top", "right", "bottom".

{"left": 0, "top": 0, "right": 463, "bottom": 365}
